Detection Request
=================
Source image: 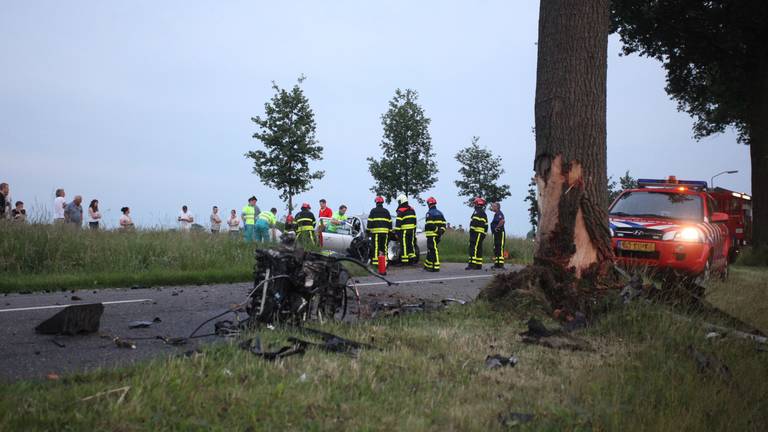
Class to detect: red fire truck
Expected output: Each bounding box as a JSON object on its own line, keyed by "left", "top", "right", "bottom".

{"left": 708, "top": 187, "right": 753, "bottom": 261}
{"left": 609, "top": 176, "right": 737, "bottom": 281}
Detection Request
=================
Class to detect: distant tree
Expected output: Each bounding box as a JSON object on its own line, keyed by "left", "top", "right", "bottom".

{"left": 454, "top": 137, "right": 512, "bottom": 206}
{"left": 368, "top": 89, "right": 438, "bottom": 204}
{"left": 524, "top": 177, "right": 539, "bottom": 235}
{"left": 608, "top": 171, "right": 637, "bottom": 203}
{"left": 611, "top": 0, "right": 768, "bottom": 248}
{"left": 247, "top": 76, "right": 324, "bottom": 214}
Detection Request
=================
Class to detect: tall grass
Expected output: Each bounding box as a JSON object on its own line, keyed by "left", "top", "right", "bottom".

{"left": 436, "top": 230, "right": 534, "bottom": 264}
{"left": 0, "top": 222, "right": 256, "bottom": 292}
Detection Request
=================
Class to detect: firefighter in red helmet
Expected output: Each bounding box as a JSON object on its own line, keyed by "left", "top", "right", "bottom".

{"left": 466, "top": 197, "right": 488, "bottom": 270}
{"left": 294, "top": 202, "right": 316, "bottom": 246}
{"left": 366, "top": 196, "right": 392, "bottom": 266}
{"left": 423, "top": 197, "right": 446, "bottom": 272}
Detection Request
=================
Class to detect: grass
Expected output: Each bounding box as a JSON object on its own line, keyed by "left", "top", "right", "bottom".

{"left": 1, "top": 268, "right": 766, "bottom": 431}
{"left": 0, "top": 223, "right": 534, "bottom": 293}
{"left": 436, "top": 230, "right": 534, "bottom": 264}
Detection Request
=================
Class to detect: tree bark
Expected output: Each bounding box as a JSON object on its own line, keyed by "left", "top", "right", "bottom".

{"left": 533, "top": 0, "right": 613, "bottom": 282}
{"left": 749, "top": 61, "right": 768, "bottom": 249}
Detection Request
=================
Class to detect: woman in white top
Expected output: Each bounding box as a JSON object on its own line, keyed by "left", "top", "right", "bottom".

{"left": 53, "top": 189, "right": 66, "bottom": 223}
{"left": 119, "top": 207, "right": 134, "bottom": 231}
{"left": 88, "top": 199, "right": 102, "bottom": 230}
{"left": 227, "top": 209, "right": 241, "bottom": 238}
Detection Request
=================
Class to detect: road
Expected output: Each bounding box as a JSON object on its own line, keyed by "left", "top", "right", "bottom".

{"left": 0, "top": 263, "right": 518, "bottom": 382}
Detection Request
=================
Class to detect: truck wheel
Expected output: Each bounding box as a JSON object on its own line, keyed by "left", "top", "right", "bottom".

{"left": 694, "top": 255, "right": 713, "bottom": 286}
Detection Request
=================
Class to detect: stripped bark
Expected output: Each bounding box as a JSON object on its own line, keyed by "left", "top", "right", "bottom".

{"left": 532, "top": 0, "right": 614, "bottom": 307}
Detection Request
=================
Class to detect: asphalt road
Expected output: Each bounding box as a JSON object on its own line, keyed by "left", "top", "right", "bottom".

{"left": 0, "top": 263, "right": 519, "bottom": 382}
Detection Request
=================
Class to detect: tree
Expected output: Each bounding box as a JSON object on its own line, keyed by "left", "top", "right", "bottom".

{"left": 454, "top": 137, "right": 512, "bottom": 206}
{"left": 368, "top": 89, "right": 438, "bottom": 204}
{"left": 533, "top": 0, "right": 612, "bottom": 295}
{"left": 611, "top": 0, "right": 768, "bottom": 248}
{"left": 524, "top": 177, "right": 539, "bottom": 236}
{"left": 608, "top": 170, "right": 637, "bottom": 203}
{"left": 247, "top": 76, "right": 324, "bottom": 214}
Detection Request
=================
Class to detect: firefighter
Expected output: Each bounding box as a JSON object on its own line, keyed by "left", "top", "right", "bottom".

{"left": 490, "top": 202, "right": 506, "bottom": 269}
{"left": 466, "top": 197, "right": 488, "bottom": 270}
{"left": 366, "top": 196, "right": 392, "bottom": 267}
{"left": 423, "top": 197, "right": 446, "bottom": 272}
{"left": 294, "top": 203, "right": 316, "bottom": 246}
{"left": 394, "top": 194, "right": 417, "bottom": 264}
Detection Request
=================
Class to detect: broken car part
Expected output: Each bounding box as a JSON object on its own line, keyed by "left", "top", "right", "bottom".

{"left": 35, "top": 303, "right": 104, "bottom": 335}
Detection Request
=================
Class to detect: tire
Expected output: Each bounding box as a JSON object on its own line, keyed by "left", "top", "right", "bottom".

{"left": 694, "top": 255, "right": 713, "bottom": 287}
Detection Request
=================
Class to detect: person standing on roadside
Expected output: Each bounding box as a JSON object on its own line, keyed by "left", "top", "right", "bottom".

{"left": 178, "top": 205, "right": 193, "bottom": 232}
{"left": 12, "top": 201, "right": 26, "bottom": 223}
{"left": 227, "top": 209, "right": 241, "bottom": 238}
{"left": 423, "top": 197, "right": 446, "bottom": 272}
{"left": 53, "top": 189, "right": 66, "bottom": 224}
{"left": 465, "top": 197, "right": 488, "bottom": 270}
{"left": 88, "top": 199, "right": 102, "bottom": 230}
{"left": 490, "top": 202, "right": 506, "bottom": 269}
{"left": 295, "top": 203, "right": 317, "bottom": 246}
{"left": 0, "top": 182, "right": 9, "bottom": 220}
{"left": 242, "top": 196, "right": 260, "bottom": 242}
{"left": 210, "top": 206, "right": 222, "bottom": 234}
{"left": 119, "top": 207, "right": 134, "bottom": 230}
{"left": 367, "top": 196, "right": 392, "bottom": 268}
{"left": 318, "top": 198, "right": 332, "bottom": 232}
{"left": 64, "top": 195, "right": 84, "bottom": 228}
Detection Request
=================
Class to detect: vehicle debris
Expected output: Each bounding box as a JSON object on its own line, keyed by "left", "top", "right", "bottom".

{"left": 498, "top": 412, "right": 534, "bottom": 427}
{"left": 239, "top": 336, "right": 306, "bottom": 361}
{"left": 35, "top": 303, "right": 104, "bottom": 335}
{"left": 520, "top": 317, "right": 591, "bottom": 351}
{"left": 441, "top": 298, "right": 468, "bottom": 306}
{"left": 50, "top": 339, "right": 66, "bottom": 348}
{"left": 71, "top": 295, "right": 83, "bottom": 301}
{"left": 485, "top": 354, "right": 519, "bottom": 369}
{"left": 113, "top": 337, "right": 136, "bottom": 349}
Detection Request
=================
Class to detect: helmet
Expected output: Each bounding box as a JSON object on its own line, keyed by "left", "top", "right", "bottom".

{"left": 375, "top": 196, "right": 384, "bottom": 204}
{"left": 473, "top": 197, "right": 486, "bottom": 206}
{"left": 301, "top": 202, "right": 310, "bottom": 209}
{"left": 426, "top": 197, "right": 437, "bottom": 205}
{"left": 397, "top": 194, "right": 408, "bottom": 204}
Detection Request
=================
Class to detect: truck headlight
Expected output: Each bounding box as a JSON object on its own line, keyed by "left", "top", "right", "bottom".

{"left": 678, "top": 227, "right": 703, "bottom": 242}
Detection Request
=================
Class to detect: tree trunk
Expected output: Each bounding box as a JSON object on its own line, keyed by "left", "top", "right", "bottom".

{"left": 533, "top": 0, "right": 613, "bottom": 283}
{"left": 288, "top": 194, "right": 293, "bottom": 216}
{"left": 750, "top": 62, "right": 768, "bottom": 249}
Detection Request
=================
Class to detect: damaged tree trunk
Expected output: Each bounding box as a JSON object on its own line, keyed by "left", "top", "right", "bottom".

{"left": 533, "top": 0, "right": 613, "bottom": 307}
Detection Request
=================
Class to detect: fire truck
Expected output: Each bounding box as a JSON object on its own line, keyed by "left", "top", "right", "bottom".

{"left": 708, "top": 187, "right": 753, "bottom": 261}
{"left": 608, "top": 176, "right": 747, "bottom": 281}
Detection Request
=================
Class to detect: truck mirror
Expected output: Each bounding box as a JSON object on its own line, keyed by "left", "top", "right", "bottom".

{"left": 711, "top": 212, "right": 729, "bottom": 223}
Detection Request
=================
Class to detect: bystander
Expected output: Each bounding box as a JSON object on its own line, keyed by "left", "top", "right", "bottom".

{"left": 11, "top": 201, "right": 26, "bottom": 222}
{"left": 88, "top": 199, "right": 102, "bottom": 230}
{"left": 210, "top": 206, "right": 222, "bottom": 234}
{"left": 227, "top": 209, "right": 241, "bottom": 238}
{"left": 178, "top": 205, "right": 193, "bottom": 232}
{"left": 53, "top": 189, "right": 66, "bottom": 224}
{"left": 64, "top": 195, "right": 84, "bottom": 228}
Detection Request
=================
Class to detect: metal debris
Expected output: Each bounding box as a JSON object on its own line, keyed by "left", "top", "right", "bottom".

{"left": 485, "top": 354, "right": 519, "bottom": 369}
{"left": 499, "top": 412, "right": 534, "bottom": 427}
{"left": 113, "top": 337, "right": 136, "bottom": 349}
{"left": 35, "top": 303, "right": 104, "bottom": 335}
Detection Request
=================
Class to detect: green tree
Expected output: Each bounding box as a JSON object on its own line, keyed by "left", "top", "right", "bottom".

{"left": 608, "top": 170, "right": 637, "bottom": 203}
{"left": 368, "top": 89, "right": 438, "bottom": 204}
{"left": 247, "top": 76, "right": 324, "bottom": 214}
{"left": 454, "top": 137, "right": 512, "bottom": 206}
{"left": 611, "top": 0, "right": 768, "bottom": 247}
{"left": 524, "top": 177, "right": 539, "bottom": 236}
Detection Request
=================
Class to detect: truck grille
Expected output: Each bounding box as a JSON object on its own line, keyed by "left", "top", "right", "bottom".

{"left": 613, "top": 227, "right": 663, "bottom": 241}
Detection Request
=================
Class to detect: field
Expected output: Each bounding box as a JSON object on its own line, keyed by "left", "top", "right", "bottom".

{"left": 1, "top": 267, "right": 765, "bottom": 431}
{"left": 0, "top": 223, "right": 534, "bottom": 293}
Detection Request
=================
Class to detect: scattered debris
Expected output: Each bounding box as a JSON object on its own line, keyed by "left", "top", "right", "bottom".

{"left": 620, "top": 274, "right": 644, "bottom": 304}
{"left": 687, "top": 345, "right": 732, "bottom": 382}
{"left": 184, "top": 349, "right": 203, "bottom": 358}
{"left": 158, "top": 336, "right": 188, "bottom": 346}
{"left": 35, "top": 303, "right": 104, "bottom": 335}
{"left": 561, "top": 311, "right": 588, "bottom": 333}
{"left": 299, "top": 372, "right": 308, "bottom": 382}
{"left": 71, "top": 295, "right": 83, "bottom": 301}
{"left": 130, "top": 285, "right": 148, "bottom": 290}
{"left": 485, "top": 354, "right": 519, "bottom": 369}
{"left": 239, "top": 336, "right": 305, "bottom": 361}
{"left": 441, "top": 298, "right": 468, "bottom": 306}
{"left": 50, "top": 339, "right": 66, "bottom": 348}
{"left": 128, "top": 321, "right": 154, "bottom": 329}
{"left": 113, "top": 337, "right": 136, "bottom": 349}
{"left": 171, "top": 291, "right": 179, "bottom": 296}
{"left": 498, "top": 412, "right": 534, "bottom": 427}
{"left": 520, "top": 317, "right": 591, "bottom": 351}
{"left": 705, "top": 331, "right": 721, "bottom": 340}
{"left": 46, "top": 373, "right": 60, "bottom": 381}
{"left": 222, "top": 369, "right": 233, "bottom": 377}
{"left": 81, "top": 386, "right": 130, "bottom": 405}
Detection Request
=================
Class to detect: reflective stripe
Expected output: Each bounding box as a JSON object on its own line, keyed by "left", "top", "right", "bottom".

{"left": 472, "top": 216, "right": 487, "bottom": 222}
{"left": 471, "top": 227, "right": 486, "bottom": 233}
{"left": 400, "top": 224, "right": 416, "bottom": 229}
{"left": 370, "top": 228, "right": 390, "bottom": 233}
{"left": 368, "top": 217, "right": 391, "bottom": 222}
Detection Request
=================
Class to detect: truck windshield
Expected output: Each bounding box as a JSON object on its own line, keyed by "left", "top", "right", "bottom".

{"left": 610, "top": 191, "right": 703, "bottom": 221}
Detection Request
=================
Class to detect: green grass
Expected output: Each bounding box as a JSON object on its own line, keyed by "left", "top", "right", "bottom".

{"left": 436, "top": 230, "right": 534, "bottom": 264}
{"left": 0, "top": 223, "right": 534, "bottom": 293}
{"left": 1, "top": 268, "right": 766, "bottom": 431}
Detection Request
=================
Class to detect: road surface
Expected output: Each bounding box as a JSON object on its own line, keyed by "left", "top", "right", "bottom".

{"left": 0, "top": 263, "right": 518, "bottom": 382}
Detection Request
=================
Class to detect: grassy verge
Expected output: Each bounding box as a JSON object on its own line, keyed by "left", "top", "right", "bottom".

{"left": 2, "top": 269, "right": 765, "bottom": 430}
{"left": 0, "top": 223, "right": 533, "bottom": 293}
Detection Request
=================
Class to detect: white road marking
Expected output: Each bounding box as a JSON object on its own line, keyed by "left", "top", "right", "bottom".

{"left": 355, "top": 274, "right": 495, "bottom": 287}
{"left": 0, "top": 299, "right": 154, "bottom": 313}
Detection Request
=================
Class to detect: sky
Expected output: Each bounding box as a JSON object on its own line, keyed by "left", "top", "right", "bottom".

{"left": 0, "top": 1, "right": 751, "bottom": 235}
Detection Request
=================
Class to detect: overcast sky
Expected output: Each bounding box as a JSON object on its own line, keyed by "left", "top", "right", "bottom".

{"left": 1, "top": 1, "right": 751, "bottom": 235}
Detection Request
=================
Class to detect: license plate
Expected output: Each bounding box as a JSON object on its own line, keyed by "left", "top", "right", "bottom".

{"left": 618, "top": 241, "right": 656, "bottom": 252}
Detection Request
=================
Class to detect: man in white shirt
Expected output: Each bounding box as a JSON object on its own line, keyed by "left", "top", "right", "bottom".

{"left": 53, "top": 188, "right": 66, "bottom": 224}
{"left": 178, "top": 205, "right": 194, "bottom": 231}
{"left": 210, "top": 206, "right": 222, "bottom": 234}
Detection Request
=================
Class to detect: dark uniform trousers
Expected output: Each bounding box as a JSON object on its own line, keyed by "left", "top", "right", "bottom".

{"left": 468, "top": 230, "right": 486, "bottom": 267}
{"left": 493, "top": 229, "right": 505, "bottom": 265}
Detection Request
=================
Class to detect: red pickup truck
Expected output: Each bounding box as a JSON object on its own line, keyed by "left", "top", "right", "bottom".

{"left": 609, "top": 177, "right": 731, "bottom": 281}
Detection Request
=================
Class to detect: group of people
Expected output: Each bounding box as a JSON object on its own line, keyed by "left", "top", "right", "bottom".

{"left": 0, "top": 182, "right": 26, "bottom": 222}
{"left": 51, "top": 189, "right": 135, "bottom": 230}
{"left": 362, "top": 194, "right": 506, "bottom": 273}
